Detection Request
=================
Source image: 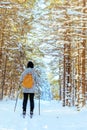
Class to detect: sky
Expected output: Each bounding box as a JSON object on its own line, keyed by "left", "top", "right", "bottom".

{"left": 0, "top": 99, "right": 87, "bottom": 130}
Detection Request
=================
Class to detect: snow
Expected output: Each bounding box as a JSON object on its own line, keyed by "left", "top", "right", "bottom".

{"left": 0, "top": 99, "right": 87, "bottom": 130}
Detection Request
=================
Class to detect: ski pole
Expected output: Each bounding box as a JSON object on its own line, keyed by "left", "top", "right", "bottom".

{"left": 14, "top": 89, "right": 21, "bottom": 112}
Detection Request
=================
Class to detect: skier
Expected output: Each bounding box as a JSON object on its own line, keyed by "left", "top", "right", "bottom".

{"left": 20, "top": 61, "right": 40, "bottom": 118}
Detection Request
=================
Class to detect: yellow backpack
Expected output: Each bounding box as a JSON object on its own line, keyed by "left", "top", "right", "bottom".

{"left": 22, "top": 74, "right": 34, "bottom": 88}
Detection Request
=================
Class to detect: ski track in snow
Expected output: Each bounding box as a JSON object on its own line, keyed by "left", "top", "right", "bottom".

{"left": 0, "top": 99, "right": 87, "bottom": 130}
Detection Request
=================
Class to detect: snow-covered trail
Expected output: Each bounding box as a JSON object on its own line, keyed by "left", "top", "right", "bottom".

{"left": 0, "top": 99, "right": 87, "bottom": 130}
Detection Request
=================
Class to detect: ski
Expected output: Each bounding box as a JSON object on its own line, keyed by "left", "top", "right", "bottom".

{"left": 21, "top": 113, "right": 33, "bottom": 119}
{"left": 30, "top": 114, "right": 33, "bottom": 118}
{"left": 23, "top": 114, "right": 26, "bottom": 118}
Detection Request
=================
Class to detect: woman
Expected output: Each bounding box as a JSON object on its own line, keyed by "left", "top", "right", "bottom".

{"left": 20, "top": 61, "right": 39, "bottom": 118}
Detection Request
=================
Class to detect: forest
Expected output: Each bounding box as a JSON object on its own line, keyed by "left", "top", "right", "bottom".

{"left": 0, "top": 0, "right": 87, "bottom": 110}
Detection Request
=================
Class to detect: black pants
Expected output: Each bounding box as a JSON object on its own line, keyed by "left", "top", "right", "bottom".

{"left": 23, "top": 93, "right": 34, "bottom": 113}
